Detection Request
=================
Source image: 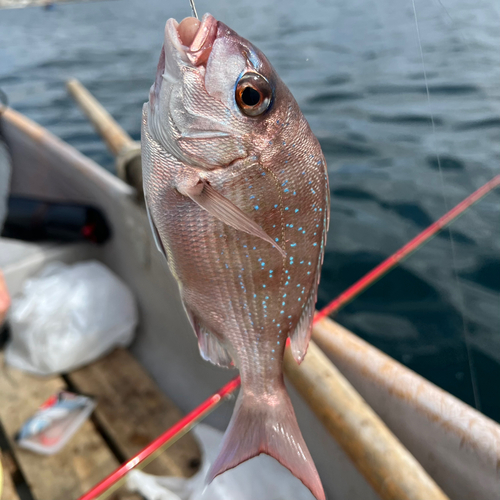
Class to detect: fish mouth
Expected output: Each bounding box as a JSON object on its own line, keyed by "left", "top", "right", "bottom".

{"left": 167, "top": 13, "right": 218, "bottom": 67}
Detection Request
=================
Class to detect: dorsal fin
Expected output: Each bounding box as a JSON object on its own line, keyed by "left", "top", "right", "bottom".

{"left": 288, "top": 286, "right": 316, "bottom": 364}
{"left": 289, "top": 222, "right": 327, "bottom": 364}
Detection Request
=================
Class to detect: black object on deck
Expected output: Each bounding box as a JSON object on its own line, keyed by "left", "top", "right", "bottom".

{"left": 1, "top": 196, "right": 111, "bottom": 244}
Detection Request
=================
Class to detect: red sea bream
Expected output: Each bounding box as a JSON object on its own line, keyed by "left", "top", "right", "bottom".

{"left": 142, "top": 13, "right": 330, "bottom": 500}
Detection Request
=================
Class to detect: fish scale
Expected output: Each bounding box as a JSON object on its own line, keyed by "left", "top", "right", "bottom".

{"left": 142, "top": 13, "right": 329, "bottom": 500}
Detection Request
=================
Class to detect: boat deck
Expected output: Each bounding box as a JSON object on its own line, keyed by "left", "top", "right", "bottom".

{"left": 0, "top": 238, "right": 201, "bottom": 500}
{"left": 0, "top": 347, "right": 201, "bottom": 500}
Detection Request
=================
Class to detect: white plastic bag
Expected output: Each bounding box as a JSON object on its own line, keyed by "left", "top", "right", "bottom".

{"left": 5, "top": 261, "right": 138, "bottom": 375}
{"left": 126, "top": 424, "right": 315, "bottom": 500}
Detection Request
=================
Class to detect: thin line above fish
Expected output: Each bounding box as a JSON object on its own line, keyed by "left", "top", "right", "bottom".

{"left": 142, "top": 13, "right": 330, "bottom": 500}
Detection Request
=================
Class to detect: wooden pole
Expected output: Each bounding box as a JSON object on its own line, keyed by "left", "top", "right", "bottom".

{"left": 66, "top": 79, "right": 143, "bottom": 199}
{"left": 311, "top": 317, "right": 500, "bottom": 500}
{"left": 283, "top": 340, "right": 450, "bottom": 500}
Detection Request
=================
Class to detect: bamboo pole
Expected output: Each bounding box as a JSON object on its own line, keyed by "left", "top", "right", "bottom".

{"left": 312, "top": 317, "right": 500, "bottom": 500}
{"left": 283, "top": 340, "right": 450, "bottom": 500}
{"left": 66, "top": 79, "right": 143, "bottom": 199}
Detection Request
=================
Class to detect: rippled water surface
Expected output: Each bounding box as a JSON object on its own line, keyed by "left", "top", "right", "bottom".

{"left": 1, "top": 0, "right": 499, "bottom": 418}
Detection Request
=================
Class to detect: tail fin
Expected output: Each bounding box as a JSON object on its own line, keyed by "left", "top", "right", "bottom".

{"left": 207, "top": 387, "right": 325, "bottom": 500}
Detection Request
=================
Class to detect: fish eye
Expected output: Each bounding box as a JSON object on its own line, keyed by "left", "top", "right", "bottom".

{"left": 235, "top": 72, "right": 272, "bottom": 117}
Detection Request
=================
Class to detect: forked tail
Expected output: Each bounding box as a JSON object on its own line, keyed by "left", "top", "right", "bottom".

{"left": 207, "top": 386, "right": 325, "bottom": 500}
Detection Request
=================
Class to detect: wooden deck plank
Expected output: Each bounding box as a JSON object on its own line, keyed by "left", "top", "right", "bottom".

{"left": 68, "top": 348, "right": 201, "bottom": 478}
{"left": 1, "top": 451, "right": 20, "bottom": 500}
{"left": 0, "top": 355, "right": 119, "bottom": 500}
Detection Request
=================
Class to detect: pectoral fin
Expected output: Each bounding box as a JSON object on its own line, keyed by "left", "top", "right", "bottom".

{"left": 178, "top": 179, "right": 286, "bottom": 257}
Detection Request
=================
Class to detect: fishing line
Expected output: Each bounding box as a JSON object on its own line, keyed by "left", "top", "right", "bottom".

{"left": 411, "top": 0, "right": 481, "bottom": 411}
{"left": 189, "top": 0, "right": 199, "bottom": 19}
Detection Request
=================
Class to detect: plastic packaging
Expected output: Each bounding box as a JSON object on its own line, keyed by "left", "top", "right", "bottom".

{"left": 16, "top": 391, "right": 96, "bottom": 455}
{"left": 126, "top": 424, "right": 315, "bottom": 500}
{"left": 5, "top": 261, "right": 138, "bottom": 375}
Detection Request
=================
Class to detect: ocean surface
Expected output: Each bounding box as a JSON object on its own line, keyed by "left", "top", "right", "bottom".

{"left": 1, "top": 0, "right": 499, "bottom": 419}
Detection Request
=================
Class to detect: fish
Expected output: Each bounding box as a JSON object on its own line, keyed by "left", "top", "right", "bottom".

{"left": 142, "top": 13, "right": 329, "bottom": 500}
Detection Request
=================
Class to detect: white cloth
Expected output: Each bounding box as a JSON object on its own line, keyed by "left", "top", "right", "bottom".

{"left": 126, "top": 424, "right": 315, "bottom": 500}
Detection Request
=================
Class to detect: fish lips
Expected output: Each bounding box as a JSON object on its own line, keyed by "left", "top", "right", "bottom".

{"left": 166, "top": 13, "right": 218, "bottom": 67}
{"left": 148, "top": 14, "right": 217, "bottom": 122}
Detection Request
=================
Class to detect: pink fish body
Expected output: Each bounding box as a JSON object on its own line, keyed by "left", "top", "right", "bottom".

{"left": 142, "top": 14, "right": 329, "bottom": 500}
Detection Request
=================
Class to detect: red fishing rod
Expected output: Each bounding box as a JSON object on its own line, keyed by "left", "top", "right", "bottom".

{"left": 78, "top": 174, "right": 500, "bottom": 500}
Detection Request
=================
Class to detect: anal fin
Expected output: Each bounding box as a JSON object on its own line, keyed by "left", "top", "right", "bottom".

{"left": 185, "top": 307, "right": 234, "bottom": 368}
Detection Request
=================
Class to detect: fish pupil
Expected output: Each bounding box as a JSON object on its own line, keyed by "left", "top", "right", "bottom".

{"left": 242, "top": 86, "right": 261, "bottom": 106}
